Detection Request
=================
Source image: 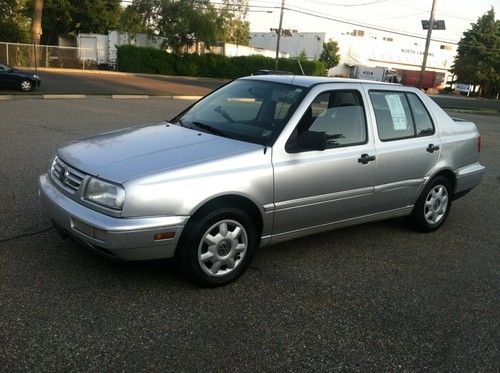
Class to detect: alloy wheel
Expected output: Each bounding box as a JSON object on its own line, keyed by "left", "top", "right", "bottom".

{"left": 197, "top": 219, "right": 248, "bottom": 277}
{"left": 424, "top": 184, "right": 448, "bottom": 225}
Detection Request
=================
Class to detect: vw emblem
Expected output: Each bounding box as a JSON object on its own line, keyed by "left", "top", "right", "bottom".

{"left": 59, "top": 167, "right": 69, "bottom": 183}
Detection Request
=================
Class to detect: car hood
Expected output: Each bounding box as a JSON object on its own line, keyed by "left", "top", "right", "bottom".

{"left": 11, "top": 69, "right": 37, "bottom": 78}
{"left": 57, "top": 123, "right": 262, "bottom": 183}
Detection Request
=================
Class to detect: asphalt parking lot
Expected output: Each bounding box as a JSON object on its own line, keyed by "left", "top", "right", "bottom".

{"left": 0, "top": 98, "right": 498, "bottom": 371}
{"left": 2, "top": 68, "right": 499, "bottom": 114}
{"left": 4, "top": 69, "right": 226, "bottom": 96}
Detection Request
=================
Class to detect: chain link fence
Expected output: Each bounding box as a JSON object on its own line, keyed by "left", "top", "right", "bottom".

{"left": 0, "top": 42, "right": 100, "bottom": 69}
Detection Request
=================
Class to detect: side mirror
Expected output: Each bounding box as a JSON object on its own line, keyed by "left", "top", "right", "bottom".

{"left": 295, "top": 131, "right": 326, "bottom": 151}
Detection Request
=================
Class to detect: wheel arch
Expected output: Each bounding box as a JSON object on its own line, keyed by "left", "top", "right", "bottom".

{"left": 428, "top": 168, "right": 457, "bottom": 194}
{"left": 188, "top": 194, "right": 265, "bottom": 237}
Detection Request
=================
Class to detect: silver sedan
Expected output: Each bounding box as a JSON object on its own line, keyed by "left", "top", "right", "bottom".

{"left": 39, "top": 76, "right": 485, "bottom": 286}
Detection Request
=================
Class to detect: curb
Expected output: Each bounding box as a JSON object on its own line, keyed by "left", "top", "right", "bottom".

{"left": 0, "top": 94, "right": 202, "bottom": 100}
{"left": 172, "top": 95, "right": 202, "bottom": 100}
{"left": 43, "top": 94, "right": 87, "bottom": 99}
{"left": 446, "top": 108, "right": 499, "bottom": 114}
{"left": 112, "top": 94, "right": 150, "bottom": 99}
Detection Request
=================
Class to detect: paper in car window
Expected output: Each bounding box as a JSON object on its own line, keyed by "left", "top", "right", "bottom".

{"left": 385, "top": 94, "right": 407, "bottom": 130}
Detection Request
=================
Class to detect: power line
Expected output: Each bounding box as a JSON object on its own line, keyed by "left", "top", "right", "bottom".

{"left": 281, "top": 4, "right": 460, "bottom": 44}
{"left": 121, "top": 0, "right": 498, "bottom": 48}
{"left": 289, "top": 0, "right": 389, "bottom": 7}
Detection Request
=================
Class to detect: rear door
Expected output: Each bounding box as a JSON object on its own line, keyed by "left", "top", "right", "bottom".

{"left": 365, "top": 86, "right": 441, "bottom": 212}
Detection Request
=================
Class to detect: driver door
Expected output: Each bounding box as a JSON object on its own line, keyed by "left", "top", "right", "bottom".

{"left": 271, "top": 84, "right": 377, "bottom": 238}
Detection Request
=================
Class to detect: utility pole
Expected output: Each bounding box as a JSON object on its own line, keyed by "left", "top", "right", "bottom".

{"left": 418, "top": 0, "right": 437, "bottom": 89}
{"left": 32, "top": 0, "right": 43, "bottom": 74}
{"left": 275, "top": 0, "right": 285, "bottom": 69}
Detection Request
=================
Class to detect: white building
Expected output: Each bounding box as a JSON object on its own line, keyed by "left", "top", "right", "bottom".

{"left": 328, "top": 29, "right": 457, "bottom": 83}
{"left": 249, "top": 31, "right": 325, "bottom": 59}
{"left": 248, "top": 28, "right": 457, "bottom": 85}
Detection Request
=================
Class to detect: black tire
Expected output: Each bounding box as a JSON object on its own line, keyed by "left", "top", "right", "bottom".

{"left": 177, "top": 207, "right": 258, "bottom": 287}
{"left": 20, "top": 79, "right": 33, "bottom": 92}
{"left": 410, "top": 175, "right": 452, "bottom": 232}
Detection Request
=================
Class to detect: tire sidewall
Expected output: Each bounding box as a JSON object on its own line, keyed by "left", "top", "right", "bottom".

{"left": 412, "top": 176, "right": 452, "bottom": 232}
{"left": 178, "top": 207, "right": 258, "bottom": 286}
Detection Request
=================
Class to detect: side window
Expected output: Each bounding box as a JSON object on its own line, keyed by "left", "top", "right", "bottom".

{"left": 369, "top": 91, "right": 414, "bottom": 141}
{"left": 294, "top": 90, "right": 367, "bottom": 149}
{"left": 406, "top": 93, "right": 434, "bottom": 136}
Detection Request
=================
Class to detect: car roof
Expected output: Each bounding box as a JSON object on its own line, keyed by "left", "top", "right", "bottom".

{"left": 241, "top": 74, "right": 400, "bottom": 88}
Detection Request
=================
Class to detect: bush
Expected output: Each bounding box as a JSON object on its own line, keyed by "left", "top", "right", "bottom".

{"left": 117, "top": 45, "right": 326, "bottom": 79}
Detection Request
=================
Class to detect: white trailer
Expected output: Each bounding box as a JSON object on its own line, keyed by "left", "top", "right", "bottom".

{"left": 75, "top": 31, "right": 165, "bottom": 69}
{"left": 77, "top": 34, "right": 109, "bottom": 67}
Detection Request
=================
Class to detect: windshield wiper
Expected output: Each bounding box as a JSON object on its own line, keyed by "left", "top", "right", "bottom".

{"left": 191, "top": 121, "right": 234, "bottom": 139}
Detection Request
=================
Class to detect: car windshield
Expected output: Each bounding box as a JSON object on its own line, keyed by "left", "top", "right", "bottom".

{"left": 177, "top": 79, "right": 305, "bottom": 145}
{"left": 0, "top": 62, "right": 12, "bottom": 71}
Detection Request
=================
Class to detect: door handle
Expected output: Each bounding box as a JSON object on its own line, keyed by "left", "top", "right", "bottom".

{"left": 426, "top": 144, "right": 440, "bottom": 153}
{"left": 358, "top": 154, "right": 376, "bottom": 164}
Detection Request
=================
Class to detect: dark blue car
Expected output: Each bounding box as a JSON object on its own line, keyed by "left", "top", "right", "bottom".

{"left": 0, "top": 62, "right": 41, "bottom": 92}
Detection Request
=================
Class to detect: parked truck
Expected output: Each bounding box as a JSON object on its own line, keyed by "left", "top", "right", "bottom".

{"left": 352, "top": 65, "right": 445, "bottom": 90}
{"left": 353, "top": 66, "right": 400, "bottom": 83}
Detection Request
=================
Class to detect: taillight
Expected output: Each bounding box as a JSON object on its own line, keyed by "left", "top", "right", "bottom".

{"left": 477, "top": 135, "right": 481, "bottom": 153}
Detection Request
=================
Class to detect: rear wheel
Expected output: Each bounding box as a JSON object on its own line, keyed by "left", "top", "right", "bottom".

{"left": 20, "top": 79, "right": 33, "bottom": 92}
{"left": 177, "top": 207, "right": 258, "bottom": 286}
{"left": 410, "top": 175, "right": 452, "bottom": 232}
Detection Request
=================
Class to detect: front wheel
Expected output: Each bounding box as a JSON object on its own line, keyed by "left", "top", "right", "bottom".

{"left": 20, "top": 79, "right": 33, "bottom": 92}
{"left": 410, "top": 176, "right": 452, "bottom": 232}
{"left": 177, "top": 207, "right": 258, "bottom": 286}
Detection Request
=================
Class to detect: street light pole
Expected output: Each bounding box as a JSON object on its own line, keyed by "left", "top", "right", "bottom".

{"left": 418, "top": 0, "right": 437, "bottom": 89}
{"left": 275, "top": 0, "right": 285, "bottom": 69}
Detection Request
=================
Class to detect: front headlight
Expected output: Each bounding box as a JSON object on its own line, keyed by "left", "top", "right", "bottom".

{"left": 84, "top": 177, "right": 125, "bottom": 210}
{"left": 33, "top": 74, "right": 39, "bottom": 79}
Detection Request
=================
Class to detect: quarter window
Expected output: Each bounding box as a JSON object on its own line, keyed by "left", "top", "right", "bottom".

{"left": 407, "top": 93, "right": 434, "bottom": 136}
{"left": 369, "top": 91, "right": 435, "bottom": 141}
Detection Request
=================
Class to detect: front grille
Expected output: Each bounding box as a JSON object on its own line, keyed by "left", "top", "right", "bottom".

{"left": 51, "top": 157, "right": 87, "bottom": 193}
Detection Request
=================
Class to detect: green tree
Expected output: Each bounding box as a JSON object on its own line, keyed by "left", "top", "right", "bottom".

{"left": 118, "top": 5, "right": 150, "bottom": 35}
{"left": 319, "top": 39, "right": 340, "bottom": 69}
{"left": 217, "top": 0, "right": 250, "bottom": 45}
{"left": 24, "top": 0, "right": 122, "bottom": 45}
{"left": 451, "top": 8, "right": 500, "bottom": 98}
{"left": 0, "top": 0, "right": 31, "bottom": 43}
{"left": 131, "top": 0, "right": 219, "bottom": 53}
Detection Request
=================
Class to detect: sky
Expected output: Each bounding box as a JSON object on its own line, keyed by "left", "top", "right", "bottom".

{"left": 245, "top": 0, "right": 500, "bottom": 44}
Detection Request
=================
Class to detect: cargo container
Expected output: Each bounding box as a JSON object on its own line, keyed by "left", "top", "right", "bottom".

{"left": 398, "top": 69, "right": 445, "bottom": 90}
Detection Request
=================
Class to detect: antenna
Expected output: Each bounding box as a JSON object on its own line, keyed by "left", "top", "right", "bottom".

{"left": 297, "top": 59, "right": 305, "bottom": 76}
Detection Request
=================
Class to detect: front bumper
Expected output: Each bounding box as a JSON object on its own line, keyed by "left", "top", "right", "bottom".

{"left": 39, "top": 174, "right": 188, "bottom": 260}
